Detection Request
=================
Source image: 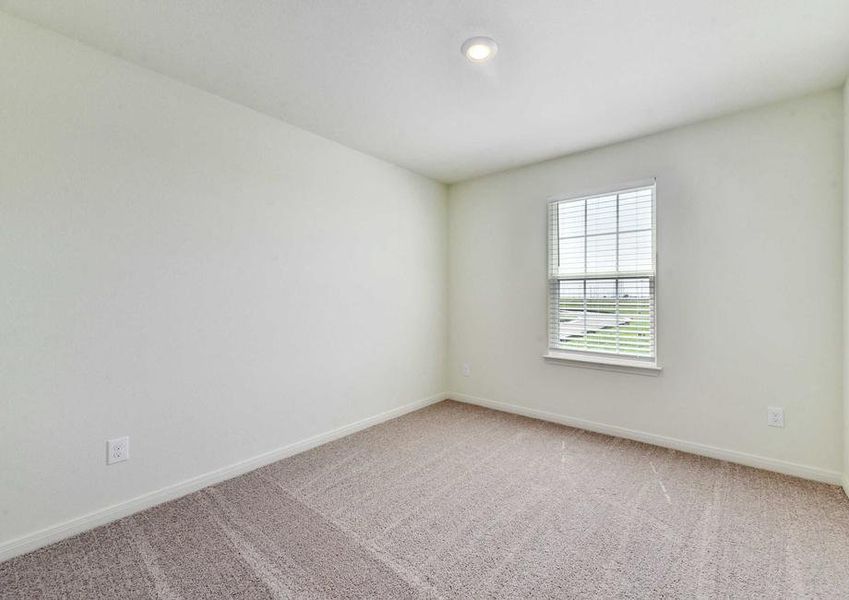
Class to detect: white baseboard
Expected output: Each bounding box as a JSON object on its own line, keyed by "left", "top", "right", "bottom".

{"left": 0, "top": 392, "right": 447, "bottom": 563}
{"left": 843, "top": 474, "right": 849, "bottom": 499}
{"left": 449, "top": 392, "right": 843, "bottom": 486}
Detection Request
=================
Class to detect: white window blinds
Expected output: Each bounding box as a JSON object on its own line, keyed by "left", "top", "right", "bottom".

{"left": 548, "top": 183, "right": 656, "bottom": 362}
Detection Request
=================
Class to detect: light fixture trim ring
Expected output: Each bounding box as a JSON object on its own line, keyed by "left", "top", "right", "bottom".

{"left": 461, "top": 36, "right": 498, "bottom": 63}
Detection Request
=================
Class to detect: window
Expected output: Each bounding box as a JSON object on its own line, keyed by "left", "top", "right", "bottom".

{"left": 547, "top": 182, "right": 657, "bottom": 367}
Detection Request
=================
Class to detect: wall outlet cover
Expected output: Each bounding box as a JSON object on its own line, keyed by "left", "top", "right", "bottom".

{"left": 107, "top": 436, "right": 130, "bottom": 464}
{"left": 767, "top": 407, "right": 784, "bottom": 428}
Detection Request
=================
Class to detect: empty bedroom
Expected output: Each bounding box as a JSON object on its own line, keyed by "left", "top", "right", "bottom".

{"left": 1, "top": 1, "right": 849, "bottom": 598}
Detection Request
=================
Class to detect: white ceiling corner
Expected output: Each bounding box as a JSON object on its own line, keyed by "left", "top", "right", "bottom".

{"left": 2, "top": 0, "right": 848, "bottom": 183}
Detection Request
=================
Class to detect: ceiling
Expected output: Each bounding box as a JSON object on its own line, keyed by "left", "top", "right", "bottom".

{"left": 2, "top": 1, "right": 848, "bottom": 183}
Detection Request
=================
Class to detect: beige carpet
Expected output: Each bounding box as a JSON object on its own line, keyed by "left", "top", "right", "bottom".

{"left": 2, "top": 400, "right": 849, "bottom": 598}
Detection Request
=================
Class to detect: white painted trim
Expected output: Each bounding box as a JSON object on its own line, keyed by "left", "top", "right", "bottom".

{"left": 0, "top": 392, "right": 447, "bottom": 563}
{"left": 843, "top": 474, "right": 849, "bottom": 499}
{"left": 543, "top": 351, "right": 661, "bottom": 374}
{"left": 449, "top": 392, "right": 843, "bottom": 486}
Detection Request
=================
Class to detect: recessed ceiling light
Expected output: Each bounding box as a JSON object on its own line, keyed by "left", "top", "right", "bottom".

{"left": 461, "top": 36, "right": 497, "bottom": 63}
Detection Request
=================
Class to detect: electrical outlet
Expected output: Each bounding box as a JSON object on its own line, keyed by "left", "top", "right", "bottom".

{"left": 767, "top": 407, "right": 784, "bottom": 428}
{"left": 462, "top": 363, "right": 471, "bottom": 377}
{"left": 107, "top": 436, "right": 129, "bottom": 464}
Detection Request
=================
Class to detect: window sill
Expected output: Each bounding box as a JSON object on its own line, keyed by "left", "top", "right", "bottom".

{"left": 543, "top": 351, "right": 662, "bottom": 375}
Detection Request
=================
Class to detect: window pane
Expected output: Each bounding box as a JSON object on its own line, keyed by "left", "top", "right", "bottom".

{"left": 554, "top": 277, "right": 654, "bottom": 357}
{"left": 586, "top": 195, "right": 617, "bottom": 235}
{"left": 558, "top": 200, "right": 585, "bottom": 238}
{"left": 586, "top": 233, "right": 616, "bottom": 273}
{"left": 616, "top": 278, "right": 653, "bottom": 356}
{"left": 618, "top": 229, "right": 653, "bottom": 272}
{"left": 618, "top": 189, "right": 652, "bottom": 232}
{"left": 584, "top": 279, "right": 618, "bottom": 352}
{"left": 558, "top": 237, "right": 584, "bottom": 275}
{"left": 558, "top": 280, "right": 585, "bottom": 340}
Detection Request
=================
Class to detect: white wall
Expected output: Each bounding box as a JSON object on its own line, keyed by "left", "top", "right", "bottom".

{"left": 448, "top": 90, "right": 844, "bottom": 479}
{"left": 844, "top": 79, "right": 849, "bottom": 495}
{"left": 1, "top": 9, "right": 846, "bottom": 556}
{"left": 0, "top": 13, "right": 446, "bottom": 546}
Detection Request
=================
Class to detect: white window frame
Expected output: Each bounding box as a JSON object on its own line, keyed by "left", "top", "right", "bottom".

{"left": 543, "top": 179, "right": 661, "bottom": 373}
